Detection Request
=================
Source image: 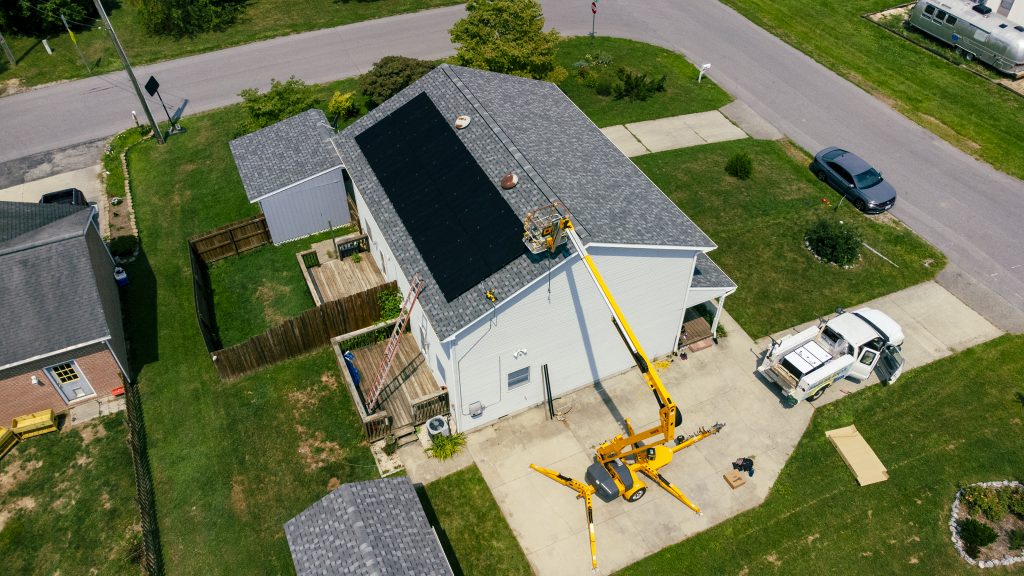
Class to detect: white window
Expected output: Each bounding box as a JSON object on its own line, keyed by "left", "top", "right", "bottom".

{"left": 45, "top": 360, "right": 96, "bottom": 403}
{"left": 507, "top": 367, "right": 530, "bottom": 390}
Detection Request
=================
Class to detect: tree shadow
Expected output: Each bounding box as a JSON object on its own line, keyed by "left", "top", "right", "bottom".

{"left": 414, "top": 483, "right": 466, "bottom": 576}
{"left": 1016, "top": 391, "right": 1024, "bottom": 408}
{"left": 122, "top": 248, "right": 159, "bottom": 375}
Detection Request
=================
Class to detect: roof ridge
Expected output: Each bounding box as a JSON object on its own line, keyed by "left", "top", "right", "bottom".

{"left": 338, "top": 483, "right": 385, "bottom": 574}
{"left": 443, "top": 66, "right": 593, "bottom": 241}
{"left": 0, "top": 209, "right": 91, "bottom": 257}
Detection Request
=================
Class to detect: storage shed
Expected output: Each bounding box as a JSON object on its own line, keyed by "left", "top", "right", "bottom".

{"left": 336, "top": 65, "right": 737, "bottom": 433}
{"left": 230, "top": 109, "right": 350, "bottom": 244}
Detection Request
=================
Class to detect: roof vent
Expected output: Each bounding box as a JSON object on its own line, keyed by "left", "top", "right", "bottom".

{"left": 999, "top": 23, "right": 1008, "bottom": 28}
{"left": 1016, "top": 25, "right": 1024, "bottom": 32}
{"left": 455, "top": 115, "right": 471, "bottom": 129}
{"left": 500, "top": 172, "right": 519, "bottom": 189}
{"left": 972, "top": 4, "right": 992, "bottom": 14}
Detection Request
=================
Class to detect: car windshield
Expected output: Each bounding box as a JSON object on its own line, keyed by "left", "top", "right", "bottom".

{"left": 854, "top": 168, "right": 883, "bottom": 188}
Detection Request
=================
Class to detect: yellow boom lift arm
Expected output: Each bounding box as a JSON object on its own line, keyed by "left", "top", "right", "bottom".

{"left": 522, "top": 205, "right": 724, "bottom": 571}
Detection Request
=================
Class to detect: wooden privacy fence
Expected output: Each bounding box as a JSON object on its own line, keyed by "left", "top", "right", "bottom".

{"left": 188, "top": 242, "right": 221, "bottom": 353}
{"left": 213, "top": 282, "right": 397, "bottom": 380}
{"left": 189, "top": 215, "right": 271, "bottom": 263}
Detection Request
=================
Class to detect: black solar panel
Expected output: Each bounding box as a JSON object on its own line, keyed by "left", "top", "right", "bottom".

{"left": 355, "top": 93, "right": 525, "bottom": 302}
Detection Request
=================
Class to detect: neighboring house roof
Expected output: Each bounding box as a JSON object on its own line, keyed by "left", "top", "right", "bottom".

{"left": 0, "top": 202, "right": 112, "bottom": 368}
{"left": 284, "top": 477, "right": 453, "bottom": 576}
{"left": 690, "top": 253, "right": 736, "bottom": 290}
{"left": 337, "top": 64, "right": 717, "bottom": 339}
{"left": 229, "top": 108, "right": 342, "bottom": 202}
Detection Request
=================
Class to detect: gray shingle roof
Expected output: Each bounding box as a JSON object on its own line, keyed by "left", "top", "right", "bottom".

{"left": 336, "top": 65, "right": 718, "bottom": 340}
{"left": 230, "top": 109, "right": 341, "bottom": 202}
{"left": 285, "top": 477, "right": 452, "bottom": 576}
{"left": 0, "top": 201, "right": 85, "bottom": 245}
{"left": 0, "top": 203, "right": 112, "bottom": 368}
{"left": 691, "top": 253, "right": 736, "bottom": 290}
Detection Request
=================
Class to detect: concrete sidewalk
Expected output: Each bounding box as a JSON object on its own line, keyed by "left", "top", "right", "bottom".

{"left": 600, "top": 101, "right": 779, "bottom": 158}
{"left": 464, "top": 281, "right": 1001, "bottom": 575}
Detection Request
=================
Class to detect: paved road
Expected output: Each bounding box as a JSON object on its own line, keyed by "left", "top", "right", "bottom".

{"left": 2, "top": 0, "right": 1023, "bottom": 330}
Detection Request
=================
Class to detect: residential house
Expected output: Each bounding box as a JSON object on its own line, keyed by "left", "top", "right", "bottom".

{"left": 335, "top": 64, "right": 736, "bottom": 433}
{"left": 0, "top": 202, "right": 129, "bottom": 424}
{"left": 284, "top": 477, "right": 453, "bottom": 576}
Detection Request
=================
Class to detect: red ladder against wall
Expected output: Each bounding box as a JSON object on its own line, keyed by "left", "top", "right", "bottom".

{"left": 365, "top": 274, "right": 426, "bottom": 412}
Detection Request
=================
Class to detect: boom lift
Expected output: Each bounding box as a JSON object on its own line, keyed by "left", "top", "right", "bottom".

{"left": 523, "top": 204, "right": 724, "bottom": 571}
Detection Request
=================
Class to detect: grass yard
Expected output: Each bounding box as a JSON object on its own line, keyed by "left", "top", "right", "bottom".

{"left": 0, "top": 417, "right": 139, "bottom": 576}
{"left": 619, "top": 334, "right": 1024, "bottom": 575}
{"left": 121, "top": 93, "right": 379, "bottom": 574}
{"left": 0, "top": 0, "right": 460, "bottom": 92}
{"left": 208, "top": 227, "right": 352, "bottom": 347}
{"left": 423, "top": 465, "right": 532, "bottom": 576}
{"left": 634, "top": 139, "right": 946, "bottom": 338}
{"left": 720, "top": 0, "right": 1024, "bottom": 181}
{"left": 555, "top": 36, "right": 732, "bottom": 127}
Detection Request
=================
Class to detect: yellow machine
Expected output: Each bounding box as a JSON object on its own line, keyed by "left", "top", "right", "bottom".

{"left": 524, "top": 204, "right": 724, "bottom": 570}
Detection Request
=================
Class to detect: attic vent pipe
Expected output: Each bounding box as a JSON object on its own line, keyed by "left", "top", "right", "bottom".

{"left": 500, "top": 172, "right": 519, "bottom": 189}
{"left": 455, "top": 115, "right": 471, "bottom": 129}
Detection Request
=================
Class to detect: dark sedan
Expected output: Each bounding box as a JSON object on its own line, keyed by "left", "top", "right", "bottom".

{"left": 809, "top": 147, "right": 896, "bottom": 214}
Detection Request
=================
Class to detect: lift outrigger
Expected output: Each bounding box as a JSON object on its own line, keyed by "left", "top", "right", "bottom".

{"left": 523, "top": 204, "right": 724, "bottom": 571}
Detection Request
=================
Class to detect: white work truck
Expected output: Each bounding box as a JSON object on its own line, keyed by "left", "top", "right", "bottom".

{"left": 758, "top": 308, "right": 906, "bottom": 404}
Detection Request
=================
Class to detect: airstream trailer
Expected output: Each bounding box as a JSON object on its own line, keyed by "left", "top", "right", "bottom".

{"left": 908, "top": 0, "right": 1024, "bottom": 78}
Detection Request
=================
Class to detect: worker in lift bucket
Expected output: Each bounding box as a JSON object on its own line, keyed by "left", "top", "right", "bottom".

{"left": 733, "top": 457, "right": 755, "bottom": 477}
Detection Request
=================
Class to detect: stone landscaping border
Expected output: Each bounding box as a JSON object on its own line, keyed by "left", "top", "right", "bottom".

{"left": 949, "top": 480, "right": 1024, "bottom": 568}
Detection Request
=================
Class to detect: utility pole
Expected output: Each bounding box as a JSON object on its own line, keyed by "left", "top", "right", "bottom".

{"left": 92, "top": 0, "right": 164, "bottom": 144}
{"left": 0, "top": 31, "right": 15, "bottom": 68}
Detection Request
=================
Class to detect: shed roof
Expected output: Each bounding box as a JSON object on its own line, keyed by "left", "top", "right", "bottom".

{"left": 336, "top": 65, "right": 717, "bottom": 339}
{"left": 284, "top": 477, "right": 452, "bottom": 576}
{"left": 0, "top": 203, "right": 112, "bottom": 368}
{"left": 230, "top": 108, "right": 342, "bottom": 202}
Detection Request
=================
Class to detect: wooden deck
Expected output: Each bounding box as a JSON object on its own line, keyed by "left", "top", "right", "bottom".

{"left": 311, "top": 257, "right": 386, "bottom": 304}
{"left": 349, "top": 334, "right": 444, "bottom": 431}
{"left": 679, "top": 308, "right": 713, "bottom": 352}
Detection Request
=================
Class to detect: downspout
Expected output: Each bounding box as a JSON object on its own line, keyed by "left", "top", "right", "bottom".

{"left": 711, "top": 290, "right": 736, "bottom": 344}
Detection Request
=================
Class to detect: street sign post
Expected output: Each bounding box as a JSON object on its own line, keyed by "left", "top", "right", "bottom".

{"left": 145, "top": 75, "right": 180, "bottom": 137}
{"left": 590, "top": 0, "right": 599, "bottom": 37}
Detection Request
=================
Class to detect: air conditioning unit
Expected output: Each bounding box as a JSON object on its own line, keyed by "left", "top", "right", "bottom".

{"left": 426, "top": 416, "right": 451, "bottom": 439}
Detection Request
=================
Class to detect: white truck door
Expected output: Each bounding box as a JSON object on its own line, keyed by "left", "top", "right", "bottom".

{"left": 848, "top": 347, "right": 880, "bottom": 380}
{"left": 877, "top": 344, "right": 906, "bottom": 384}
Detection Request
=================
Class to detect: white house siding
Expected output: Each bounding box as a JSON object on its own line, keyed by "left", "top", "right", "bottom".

{"left": 449, "top": 246, "right": 697, "bottom": 432}
{"left": 352, "top": 181, "right": 451, "bottom": 414}
{"left": 261, "top": 167, "right": 350, "bottom": 245}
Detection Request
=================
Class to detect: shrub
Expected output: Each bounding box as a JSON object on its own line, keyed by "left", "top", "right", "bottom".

{"left": 613, "top": 68, "right": 667, "bottom": 101}
{"left": 957, "top": 517, "right": 997, "bottom": 559}
{"left": 724, "top": 152, "right": 754, "bottom": 180}
{"left": 358, "top": 56, "right": 435, "bottom": 109}
{"left": 962, "top": 485, "right": 1010, "bottom": 521}
{"left": 427, "top": 433, "right": 466, "bottom": 460}
{"left": 137, "top": 0, "right": 247, "bottom": 38}
{"left": 109, "top": 235, "right": 139, "bottom": 259}
{"left": 1008, "top": 486, "right": 1024, "bottom": 518}
{"left": 805, "top": 218, "right": 861, "bottom": 266}
{"left": 1009, "top": 529, "right": 1024, "bottom": 551}
{"left": 351, "top": 252, "right": 362, "bottom": 264}
{"left": 238, "top": 77, "right": 322, "bottom": 135}
{"left": 595, "top": 77, "right": 614, "bottom": 97}
{"left": 378, "top": 288, "right": 403, "bottom": 321}
{"left": 327, "top": 91, "right": 359, "bottom": 125}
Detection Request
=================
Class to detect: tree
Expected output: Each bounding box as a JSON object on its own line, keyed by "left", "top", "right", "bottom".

{"left": 449, "top": 0, "right": 565, "bottom": 82}
{"left": 136, "top": 0, "right": 246, "bottom": 38}
{"left": 238, "top": 77, "right": 322, "bottom": 135}
{"left": 327, "top": 91, "right": 359, "bottom": 125}
{"left": 357, "top": 56, "right": 435, "bottom": 108}
{"left": 0, "top": 0, "right": 93, "bottom": 37}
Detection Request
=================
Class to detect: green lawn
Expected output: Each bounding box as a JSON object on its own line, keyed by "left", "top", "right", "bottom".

{"left": 634, "top": 139, "right": 946, "bottom": 338}
{"left": 0, "top": 417, "right": 139, "bottom": 575}
{"left": 0, "top": 0, "right": 461, "bottom": 92}
{"left": 554, "top": 36, "right": 732, "bottom": 127}
{"left": 208, "top": 228, "right": 352, "bottom": 347}
{"left": 720, "top": 0, "right": 1024, "bottom": 182}
{"left": 619, "top": 334, "right": 1024, "bottom": 575}
{"left": 423, "top": 466, "right": 532, "bottom": 576}
{"left": 123, "top": 99, "right": 379, "bottom": 574}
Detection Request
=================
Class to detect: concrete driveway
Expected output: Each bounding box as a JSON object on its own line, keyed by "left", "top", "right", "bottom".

{"left": 0, "top": 165, "right": 107, "bottom": 235}
{"left": 756, "top": 281, "right": 1002, "bottom": 406}
{"left": 464, "top": 281, "right": 1001, "bottom": 575}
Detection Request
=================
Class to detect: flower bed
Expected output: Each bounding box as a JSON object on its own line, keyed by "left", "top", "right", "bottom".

{"left": 950, "top": 481, "right": 1024, "bottom": 568}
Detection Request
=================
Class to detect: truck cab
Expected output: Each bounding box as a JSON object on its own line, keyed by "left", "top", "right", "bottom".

{"left": 759, "top": 308, "right": 905, "bottom": 404}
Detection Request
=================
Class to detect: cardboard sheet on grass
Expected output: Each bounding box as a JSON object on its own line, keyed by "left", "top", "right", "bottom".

{"left": 826, "top": 425, "right": 888, "bottom": 486}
